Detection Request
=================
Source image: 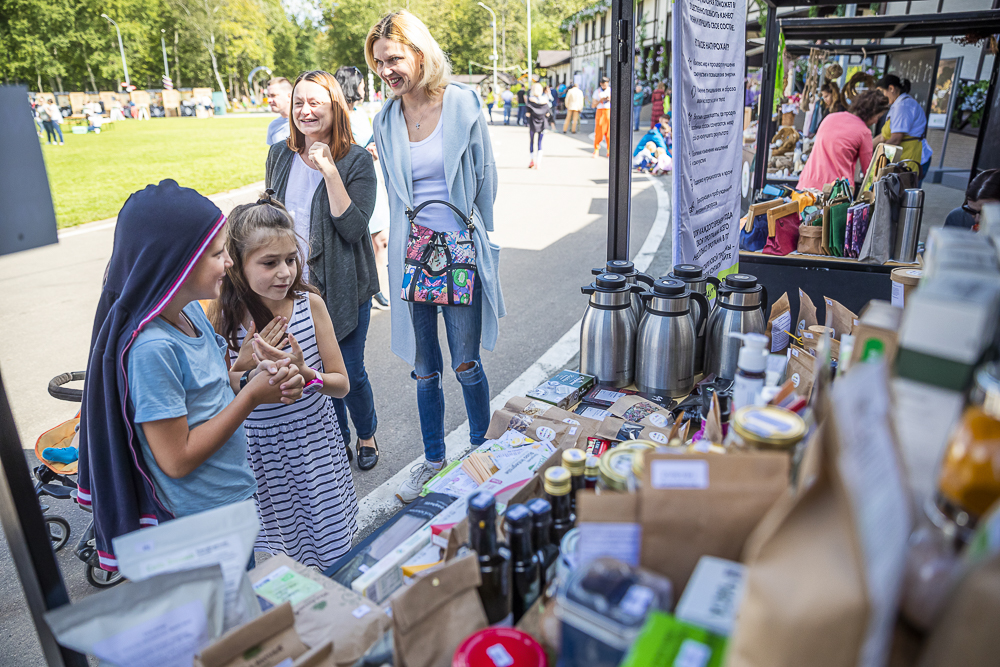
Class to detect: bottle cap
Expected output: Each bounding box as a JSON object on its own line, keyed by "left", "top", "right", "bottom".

{"left": 730, "top": 332, "right": 769, "bottom": 374}
{"left": 585, "top": 455, "right": 600, "bottom": 476}
{"left": 562, "top": 449, "right": 586, "bottom": 476}
{"left": 544, "top": 466, "right": 572, "bottom": 495}
{"left": 526, "top": 497, "right": 552, "bottom": 522}
{"left": 505, "top": 503, "right": 532, "bottom": 530}
{"left": 468, "top": 491, "right": 496, "bottom": 525}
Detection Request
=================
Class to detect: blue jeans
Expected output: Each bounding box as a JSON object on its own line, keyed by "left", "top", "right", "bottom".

{"left": 331, "top": 302, "right": 378, "bottom": 443}
{"left": 487, "top": 103, "right": 494, "bottom": 123}
{"left": 503, "top": 104, "right": 512, "bottom": 124}
{"left": 43, "top": 120, "right": 62, "bottom": 143}
{"left": 411, "top": 282, "right": 490, "bottom": 463}
{"left": 632, "top": 105, "right": 642, "bottom": 131}
{"left": 517, "top": 106, "right": 527, "bottom": 126}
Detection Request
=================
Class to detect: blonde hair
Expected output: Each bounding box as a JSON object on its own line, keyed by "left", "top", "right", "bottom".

{"left": 365, "top": 11, "right": 451, "bottom": 98}
{"left": 530, "top": 83, "right": 543, "bottom": 98}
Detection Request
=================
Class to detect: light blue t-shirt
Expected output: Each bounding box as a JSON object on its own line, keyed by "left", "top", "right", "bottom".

{"left": 267, "top": 116, "right": 290, "bottom": 145}
{"left": 128, "top": 302, "right": 256, "bottom": 517}
{"left": 887, "top": 93, "right": 932, "bottom": 164}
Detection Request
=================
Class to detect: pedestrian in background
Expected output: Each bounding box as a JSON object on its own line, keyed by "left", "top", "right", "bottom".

{"left": 650, "top": 81, "right": 666, "bottom": 127}
{"left": 266, "top": 77, "right": 293, "bottom": 146}
{"left": 516, "top": 85, "right": 527, "bottom": 126}
{"left": 563, "top": 82, "right": 583, "bottom": 134}
{"left": 527, "top": 83, "right": 550, "bottom": 169}
{"left": 501, "top": 87, "right": 513, "bottom": 125}
{"left": 41, "top": 99, "right": 64, "bottom": 145}
{"left": 593, "top": 77, "right": 611, "bottom": 158}
{"left": 265, "top": 70, "right": 382, "bottom": 471}
{"left": 632, "top": 83, "right": 644, "bottom": 132}
{"left": 367, "top": 10, "right": 505, "bottom": 504}
{"left": 486, "top": 87, "right": 495, "bottom": 124}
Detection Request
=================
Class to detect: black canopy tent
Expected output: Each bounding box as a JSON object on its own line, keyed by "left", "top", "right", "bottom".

{"left": 751, "top": 5, "right": 1000, "bottom": 197}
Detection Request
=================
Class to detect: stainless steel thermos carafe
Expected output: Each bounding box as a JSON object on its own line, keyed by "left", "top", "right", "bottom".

{"left": 636, "top": 279, "right": 710, "bottom": 397}
{"left": 666, "top": 264, "right": 721, "bottom": 374}
{"left": 580, "top": 273, "right": 641, "bottom": 388}
{"left": 592, "top": 260, "right": 654, "bottom": 327}
{"left": 704, "top": 274, "right": 768, "bottom": 380}
{"left": 892, "top": 188, "right": 924, "bottom": 263}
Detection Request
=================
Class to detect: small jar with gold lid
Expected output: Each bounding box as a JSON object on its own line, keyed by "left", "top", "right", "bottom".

{"left": 726, "top": 406, "right": 806, "bottom": 452}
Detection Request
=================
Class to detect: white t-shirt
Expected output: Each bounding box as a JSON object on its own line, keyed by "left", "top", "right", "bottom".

{"left": 266, "top": 116, "right": 289, "bottom": 145}
{"left": 593, "top": 87, "right": 611, "bottom": 110}
{"left": 349, "top": 107, "right": 373, "bottom": 146}
{"left": 409, "top": 118, "right": 460, "bottom": 233}
{"left": 285, "top": 155, "right": 324, "bottom": 279}
{"left": 501, "top": 90, "right": 513, "bottom": 104}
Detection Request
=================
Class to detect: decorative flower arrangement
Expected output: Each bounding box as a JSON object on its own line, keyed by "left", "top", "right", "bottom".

{"left": 561, "top": 0, "right": 612, "bottom": 31}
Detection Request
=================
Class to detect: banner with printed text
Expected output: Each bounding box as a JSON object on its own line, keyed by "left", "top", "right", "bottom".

{"left": 671, "top": 0, "right": 746, "bottom": 279}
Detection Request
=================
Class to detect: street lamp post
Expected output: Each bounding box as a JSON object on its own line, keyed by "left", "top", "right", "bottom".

{"left": 160, "top": 29, "right": 170, "bottom": 80}
{"left": 478, "top": 2, "right": 498, "bottom": 96}
{"left": 526, "top": 0, "right": 532, "bottom": 85}
{"left": 101, "top": 14, "right": 130, "bottom": 88}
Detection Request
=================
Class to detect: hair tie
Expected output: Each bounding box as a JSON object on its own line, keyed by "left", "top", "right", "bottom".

{"left": 256, "top": 188, "right": 276, "bottom": 205}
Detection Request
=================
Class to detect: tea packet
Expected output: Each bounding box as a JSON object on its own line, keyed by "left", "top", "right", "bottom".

{"left": 609, "top": 395, "right": 675, "bottom": 430}
{"left": 486, "top": 396, "right": 600, "bottom": 450}
{"left": 765, "top": 292, "right": 792, "bottom": 353}
{"left": 785, "top": 345, "right": 816, "bottom": 401}
{"left": 45, "top": 565, "right": 226, "bottom": 667}
{"left": 194, "top": 602, "right": 313, "bottom": 667}
{"left": 823, "top": 296, "right": 859, "bottom": 340}
{"left": 797, "top": 288, "right": 818, "bottom": 337}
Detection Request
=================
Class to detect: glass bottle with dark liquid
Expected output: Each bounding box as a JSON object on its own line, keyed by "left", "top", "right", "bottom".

{"left": 505, "top": 503, "right": 540, "bottom": 623}
{"left": 584, "top": 455, "right": 600, "bottom": 489}
{"left": 545, "top": 466, "right": 574, "bottom": 546}
{"left": 526, "top": 497, "right": 560, "bottom": 596}
{"left": 562, "top": 448, "right": 586, "bottom": 516}
{"left": 467, "top": 491, "right": 512, "bottom": 626}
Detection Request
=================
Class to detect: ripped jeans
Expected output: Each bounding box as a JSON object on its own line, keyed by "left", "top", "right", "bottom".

{"left": 411, "top": 280, "right": 490, "bottom": 463}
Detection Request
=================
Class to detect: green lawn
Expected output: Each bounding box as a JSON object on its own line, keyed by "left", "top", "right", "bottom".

{"left": 40, "top": 115, "right": 274, "bottom": 228}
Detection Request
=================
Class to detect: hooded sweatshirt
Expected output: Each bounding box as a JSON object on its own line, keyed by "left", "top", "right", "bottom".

{"left": 78, "top": 180, "right": 228, "bottom": 570}
{"left": 372, "top": 83, "right": 505, "bottom": 366}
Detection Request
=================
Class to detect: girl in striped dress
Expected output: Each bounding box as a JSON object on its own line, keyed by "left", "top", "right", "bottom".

{"left": 210, "top": 192, "right": 358, "bottom": 569}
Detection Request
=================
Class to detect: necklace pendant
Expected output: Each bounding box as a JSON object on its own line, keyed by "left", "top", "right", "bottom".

{"left": 416, "top": 122, "right": 421, "bottom": 129}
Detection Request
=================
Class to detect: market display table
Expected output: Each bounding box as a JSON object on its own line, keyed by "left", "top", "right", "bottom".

{"left": 739, "top": 250, "right": 915, "bottom": 318}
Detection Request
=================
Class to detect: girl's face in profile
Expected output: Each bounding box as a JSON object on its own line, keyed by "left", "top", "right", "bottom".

{"left": 186, "top": 228, "right": 231, "bottom": 301}
{"left": 243, "top": 232, "right": 299, "bottom": 303}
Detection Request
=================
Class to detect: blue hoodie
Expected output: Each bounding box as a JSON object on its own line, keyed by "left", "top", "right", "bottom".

{"left": 78, "top": 180, "right": 226, "bottom": 570}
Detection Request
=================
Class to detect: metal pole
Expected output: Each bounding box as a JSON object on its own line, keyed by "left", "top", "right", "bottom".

{"left": 478, "top": 3, "right": 498, "bottom": 96}
{"left": 607, "top": 0, "right": 633, "bottom": 261}
{"left": 526, "top": 0, "right": 532, "bottom": 85}
{"left": 161, "top": 29, "right": 170, "bottom": 79}
{"left": 938, "top": 56, "right": 963, "bottom": 169}
{"left": 752, "top": 6, "right": 779, "bottom": 197}
{"left": 101, "top": 14, "right": 130, "bottom": 87}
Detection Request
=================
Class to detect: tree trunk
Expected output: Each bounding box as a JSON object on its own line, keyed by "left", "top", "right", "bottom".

{"left": 174, "top": 30, "right": 181, "bottom": 89}
{"left": 208, "top": 32, "right": 228, "bottom": 104}
{"left": 82, "top": 44, "right": 98, "bottom": 92}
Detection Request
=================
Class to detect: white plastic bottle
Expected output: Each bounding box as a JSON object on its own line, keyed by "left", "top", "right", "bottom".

{"left": 731, "top": 332, "right": 769, "bottom": 412}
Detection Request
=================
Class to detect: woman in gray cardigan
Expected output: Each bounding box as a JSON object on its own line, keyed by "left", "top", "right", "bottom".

{"left": 265, "top": 70, "right": 382, "bottom": 471}
{"left": 368, "top": 12, "right": 505, "bottom": 503}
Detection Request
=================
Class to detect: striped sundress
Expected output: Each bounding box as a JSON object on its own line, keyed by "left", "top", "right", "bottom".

{"left": 231, "top": 294, "right": 358, "bottom": 569}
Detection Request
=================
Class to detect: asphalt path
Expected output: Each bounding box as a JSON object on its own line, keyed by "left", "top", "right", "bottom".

{"left": 0, "top": 121, "right": 670, "bottom": 665}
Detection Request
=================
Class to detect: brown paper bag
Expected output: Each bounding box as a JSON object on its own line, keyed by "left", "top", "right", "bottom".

{"left": 248, "top": 555, "right": 391, "bottom": 667}
{"left": 196, "top": 603, "right": 308, "bottom": 667}
{"left": 596, "top": 415, "right": 673, "bottom": 446}
{"left": 765, "top": 292, "right": 792, "bottom": 353}
{"left": 486, "top": 396, "right": 600, "bottom": 449}
{"left": 786, "top": 345, "right": 816, "bottom": 400}
{"left": 918, "top": 554, "right": 1000, "bottom": 667}
{"left": 797, "top": 288, "right": 817, "bottom": 338}
{"left": 391, "top": 553, "right": 488, "bottom": 667}
{"left": 294, "top": 643, "right": 336, "bottom": 667}
{"left": 637, "top": 453, "right": 789, "bottom": 593}
{"left": 608, "top": 395, "right": 675, "bottom": 430}
{"left": 823, "top": 296, "right": 858, "bottom": 340}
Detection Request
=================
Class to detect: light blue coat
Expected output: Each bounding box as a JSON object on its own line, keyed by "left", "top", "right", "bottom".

{"left": 373, "top": 83, "right": 505, "bottom": 366}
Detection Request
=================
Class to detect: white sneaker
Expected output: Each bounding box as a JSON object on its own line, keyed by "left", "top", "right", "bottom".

{"left": 396, "top": 460, "right": 445, "bottom": 504}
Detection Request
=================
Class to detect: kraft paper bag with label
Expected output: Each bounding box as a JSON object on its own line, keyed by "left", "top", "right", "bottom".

{"left": 195, "top": 603, "right": 314, "bottom": 667}
{"left": 918, "top": 554, "right": 1000, "bottom": 667}
{"left": 765, "top": 292, "right": 792, "bottom": 353}
{"left": 486, "top": 396, "right": 600, "bottom": 449}
{"left": 797, "top": 288, "right": 818, "bottom": 337}
{"left": 596, "top": 415, "right": 674, "bottom": 446}
{"left": 609, "top": 395, "right": 676, "bottom": 431}
{"left": 728, "top": 362, "right": 911, "bottom": 667}
{"left": 248, "top": 554, "right": 391, "bottom": 667}
{"left": 391, "top": 552, "right": 489, "bottom": 667}
{"left": 785, "top": 345, "right": 816, "bottom": 400}
{"left": 823, "top": 296, "right": 858, "bottom": 340}
{"left": 637, "top": 453, "right": 789, "bottom": 593}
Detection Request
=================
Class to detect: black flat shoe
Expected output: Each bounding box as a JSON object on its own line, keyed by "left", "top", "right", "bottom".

{"left": 345, "top": 441, "right": 353, "bottom": 463}
{"left": 357, "top": 436, "right": 379, "bottom": 471}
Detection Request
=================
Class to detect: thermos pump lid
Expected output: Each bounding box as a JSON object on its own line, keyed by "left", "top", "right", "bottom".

{"left": 594, "top": 273, "right": 628, "bottom": 290}
{"left": 725, "top": 273, "right": 758, "bottom": 289}
{"left": 603, "top": 260, "right": 636, "bottom": 274}
{"left": 671, "top": 264, "right": 704, "bottom": 279}
{"left": 651, "top": 278, "right": 686, "bottom": 296}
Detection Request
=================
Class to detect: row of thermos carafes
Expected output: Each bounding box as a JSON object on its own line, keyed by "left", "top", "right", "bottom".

{"left": 580, "top": 261, "right": 767, "bottom": 397}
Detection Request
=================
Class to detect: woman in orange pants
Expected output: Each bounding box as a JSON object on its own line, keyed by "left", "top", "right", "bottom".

{"left": 592, "top": 77, "right": 611, "bottom": 157}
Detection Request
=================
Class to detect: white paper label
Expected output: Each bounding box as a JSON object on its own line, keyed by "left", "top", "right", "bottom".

{"left": 486, "top": 643, "right": 515, "bottom": 667}
{"left": 535, "top": 426, "right": 556, "bottom": 442}
{"left": 91, "top": 600, "right": 208, "bottom": 667}
{"left": 891, "top": 280, "right": 904, "bottom": 308}
{"left": 673, "top": 640, "right": 712, "bottom": 667}
{"left": 651, "top": 460, "right": 709, "bottom": 489}
{"left": 770, "top": 311, "right": 792, "bottom": 352}
{"left": 648, "top": 431, "right": 668, "bottom": 444}
{"left": 649, "top": 412, "right": 669, "bottom": 428}
{"left": 580, "top": 406, "right": 611, "bottom": 421}
{"left": 352, "top": 604, "right": 372, "bottom": 619}
{"left": 358, "top": 563, "right": 370, "bottom": 573}
{"left": 594, "top": 389, "right": 625, "bottom": 402}
{"left": 562, "top": 418, "right": 581, "bottom": 425}
{"left": 620, "top": 584, "right": 656, "bottom": 617}
{"left": 577, "top": 522, "right": 641, "bottom": 567}
{"left": 275, "top": 660, "right": 294, "bottom": 667}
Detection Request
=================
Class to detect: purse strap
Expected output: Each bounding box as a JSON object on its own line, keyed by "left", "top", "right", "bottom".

{"left": 406, "top": 200, "right": 475, "bottom": 232}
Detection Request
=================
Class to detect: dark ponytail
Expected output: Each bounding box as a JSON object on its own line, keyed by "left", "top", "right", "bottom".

{"left": 876, "top": 74, "right": 910, "bottom": 94}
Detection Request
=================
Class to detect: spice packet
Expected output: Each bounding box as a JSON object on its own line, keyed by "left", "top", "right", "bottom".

{"left": 785, "top": 346, "right": 816, "bottom": 402}
{"left": 766, "top": 292, "right": 792, "bottom": 353}
{"left": 823, "top": 296, "right": 858, "bottom": 340}
{"left": 609, "top": 395, "right": 675, "bottom": 430}
{"left": 797, "top": 288, "right": 818, "bottom": 337}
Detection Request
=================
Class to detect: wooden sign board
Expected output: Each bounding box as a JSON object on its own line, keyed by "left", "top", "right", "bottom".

{"left": 68, "top": 92, "right": 86, "bottom": 114}
{"left": 192, "top": 87, "right": 213, "bottom": 100}
{"left": 162, "top": 89, "right": 181, "bottom": 109}
{"left": 129, "top": 90, "right": 151, "bottom": 108}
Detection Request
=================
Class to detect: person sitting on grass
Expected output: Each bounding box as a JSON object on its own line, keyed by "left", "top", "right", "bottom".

{"left": 633, "top": 124, "right": 666, "bottom": 158}
{"left": 651, "top": 147, "right": 672, "bottom": 176}
{"left": 633, "top": 141, "right": 657, "bottom": 172}
{"left": 77, "top": 180, "right": 305, "bottom": 573}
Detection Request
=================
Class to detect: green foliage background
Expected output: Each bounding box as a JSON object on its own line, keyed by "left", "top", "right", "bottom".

{"left": 0, "top": 0, "right": 590, "bottom": 95}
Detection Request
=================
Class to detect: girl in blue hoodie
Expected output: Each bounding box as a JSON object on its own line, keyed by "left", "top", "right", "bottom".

{"left": 78, "top": 181, "right": 304, "bottom": 572}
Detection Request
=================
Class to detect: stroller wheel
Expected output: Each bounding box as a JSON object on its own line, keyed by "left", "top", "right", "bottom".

{"left": 86, "top": 565, "right": 124, "bottom": 588}
{"left": 45, "top": 516, "right": 70, "bottom": 551}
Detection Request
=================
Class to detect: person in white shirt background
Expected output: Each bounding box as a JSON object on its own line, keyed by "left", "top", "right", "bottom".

{"left": 266, "top": 77, "right": 293, "bottom": 146}
{"left": 501, "top": 87, "right": 514, "bottom": 125}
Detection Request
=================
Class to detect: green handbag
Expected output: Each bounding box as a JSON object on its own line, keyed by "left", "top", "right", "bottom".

{"left": 826, "top": 178, "right": 852, "bottom": 258}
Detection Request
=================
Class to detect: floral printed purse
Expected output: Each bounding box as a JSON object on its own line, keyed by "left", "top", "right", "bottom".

{"left": 401, "top": 200, "right": 477, "bottom": 306}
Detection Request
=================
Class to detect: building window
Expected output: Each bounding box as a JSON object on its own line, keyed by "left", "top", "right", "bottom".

{"left": 574, "top": 27, "right": 578, "bottom": 45}
{"left": 637, "top": 1, "right": 644, "bottom": 25}
{"left": 584, "top": 22, "right": 589, "bottom": 42}
{"left": 600, "top": 15, "right": 606, "bottom": 37}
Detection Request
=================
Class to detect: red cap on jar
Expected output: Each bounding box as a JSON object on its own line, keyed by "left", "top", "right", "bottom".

{"left": 453, "top": 628, "right": 547, "bottom": 667}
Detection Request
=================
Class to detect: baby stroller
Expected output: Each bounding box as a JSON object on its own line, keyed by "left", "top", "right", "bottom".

{"left": 35, "top": 372, "right": 123, "bottom": 588}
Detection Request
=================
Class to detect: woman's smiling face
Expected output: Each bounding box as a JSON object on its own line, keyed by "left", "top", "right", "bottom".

{"left": 372, "top": 38, "right": 422, "bottom": 96}
{"left": 292, "top": 80, "right": 334, "bottom": 139}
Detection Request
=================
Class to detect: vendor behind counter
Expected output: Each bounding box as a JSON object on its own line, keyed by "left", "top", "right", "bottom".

{"left": 874, "top": 74, "right": 933, "bottom": 185}
{"left": 796, "top": 90, "right": 889, "bottom": 192}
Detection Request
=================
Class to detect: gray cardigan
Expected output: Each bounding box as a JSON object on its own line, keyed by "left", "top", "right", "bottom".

{"left": 266, "top": 142, "right": 379, "bottom": 340}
